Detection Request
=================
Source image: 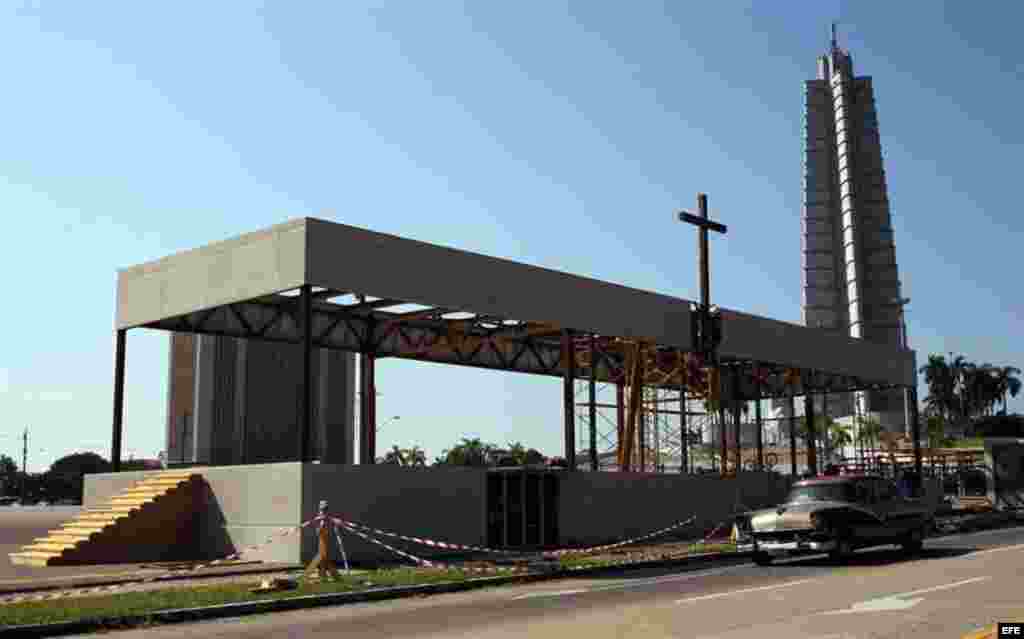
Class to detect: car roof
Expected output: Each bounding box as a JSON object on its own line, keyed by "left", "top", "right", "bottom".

{"left": 794, "top": 474, "right": 885, "bottom": 486}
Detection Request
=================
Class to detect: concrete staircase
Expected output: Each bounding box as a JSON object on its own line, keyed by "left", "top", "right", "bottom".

{"left": 9, "top": 470, "right": 205, "bottom": 567}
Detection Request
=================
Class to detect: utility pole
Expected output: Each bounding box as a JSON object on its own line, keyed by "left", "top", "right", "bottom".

{"left": 21, "top": 428, "right": 27, "bottom": 504}
{"left": 678, "top": 193, "right": 728, "bottom": 476}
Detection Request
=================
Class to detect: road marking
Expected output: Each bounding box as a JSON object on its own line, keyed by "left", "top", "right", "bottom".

{"left": 513, "top": 589, "right": 589, "bottom": 599}
{"left": 510, "top": 564, "right": 749, "bottom": 600}
{"left": 822, "top": 596, "right": 925, "bottom": 613}
{"left": 820, "top": 576, "right": 990, "bottom": 615}
{"left": 963, "top": 543, "right": 1024, "bottom": 556}
{"left": 894, "top": 576, "right": 990, "bottom": 598}
{"left": 675, "top": 579, "right": 818, "bottom": 604}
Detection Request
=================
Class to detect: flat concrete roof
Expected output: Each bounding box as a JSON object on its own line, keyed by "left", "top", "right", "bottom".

{"left": 116, "top": 217, "right": 916, "bottom": 388}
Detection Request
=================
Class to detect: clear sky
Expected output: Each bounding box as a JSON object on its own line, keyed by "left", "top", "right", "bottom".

{"left": 1, "top": 1, "right": 1021, "bottom": 471}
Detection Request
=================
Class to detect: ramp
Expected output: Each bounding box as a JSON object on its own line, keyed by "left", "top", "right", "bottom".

{"left": 10, "top": 470, "right": 205, "bottom": 567}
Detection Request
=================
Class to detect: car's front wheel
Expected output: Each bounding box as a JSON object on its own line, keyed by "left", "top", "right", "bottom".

{"left": 902, "top": 526, "right": 926, "bottom": 555}
{"left": 752, "top": 551, "right": 773, "bottom": 566}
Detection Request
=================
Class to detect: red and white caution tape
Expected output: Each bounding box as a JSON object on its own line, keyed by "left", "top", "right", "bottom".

{"left": 332, "top": 521, "right": 437, "bottom": 568}
{"left": 542, "top": 516, "right": 697, "bottom": 558}
{"left": 329, "top": 517, "right": 520, "bottom": 556}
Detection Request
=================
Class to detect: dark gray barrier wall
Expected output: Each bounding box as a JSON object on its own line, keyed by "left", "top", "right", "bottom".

{"left": 85, "top": 464, "right": 793, "bottom": 564}
{"left": 558, "top": 471, "right": 793, "bottom": 547}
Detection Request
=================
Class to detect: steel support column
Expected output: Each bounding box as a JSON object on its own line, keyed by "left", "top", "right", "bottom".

{"left": 616, "top": 381, "right": 625, "bottom": 466}
{"left": 562, "top": 330, "right": 576, "bottom": 470}
{"left": 910, "top": 385, "right": 923, "bottom": 485}
{"left": 789, "top": 394, "right": 798, "bottom": 476}
{"left": 822, "top": 391, "right": 830, "bottom": 462}
{"left": 731, "top": 369, "right": 742, "bottom": 474}
{"left": 718, "top": 403, "right": 727, "bottom": 476}
{"left": 804, "top": 389, "right": 818, "bottom": 477}
{"left": 754, "top": 375, "right": 763, "bottom": 471}
{"left": 301, "top": 284, "right": 313, "bottom": 463}
{"left": 111, "top": 328, "right": 127, "bottom": 472}
{"left": 588, "top": 334, "right": 598, "bottom": 471}
{"left": 680, "top": 384, "right": 689, "bottom": 474}
{"left": 359, "top": 352, "right": 377, "bottom": 464}
{"left": 639, "top": 401, "right": 647, "bottom": 472}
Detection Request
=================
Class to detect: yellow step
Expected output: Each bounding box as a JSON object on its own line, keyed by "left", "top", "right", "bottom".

{"left": 109, "top": 496, "right": 160, "bottom": 507}
{"left": 76, "top": 511, "right": 129, "bottom": 521}
{"left": 9, "top": 551, "right": 62, "bottom": 566}
{"left": 121, "top": 487, "right": 172, "bottom": 497}
{"left": 35, "top": 533, "right": 92, "bottom": 544}
{"left": 134, "top": 479, "right": 190, "bottom": 489}
{"left": 23, "top": 542, "right": 76, "bottom": 553}
{"left": 61, "top": 523, "right": 116, "bottom": 535}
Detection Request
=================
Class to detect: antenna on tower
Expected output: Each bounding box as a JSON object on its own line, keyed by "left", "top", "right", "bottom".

{"left": 831, "top": 22, "right": 839, "bottom": 52}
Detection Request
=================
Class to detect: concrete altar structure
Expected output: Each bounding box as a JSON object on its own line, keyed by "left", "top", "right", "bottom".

{"left": 101, "top": 216, "right": 920, "bottom": 563}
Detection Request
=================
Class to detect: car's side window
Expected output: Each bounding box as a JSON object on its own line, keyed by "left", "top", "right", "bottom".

{"left": 853, "top": 481, "right": 872, "bottom": 503}
{"left": 876, "top": 479, "right": 896, "bottom": 502}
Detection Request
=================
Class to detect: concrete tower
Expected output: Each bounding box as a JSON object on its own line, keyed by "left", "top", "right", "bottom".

{"left": 165, "top": 334, "right": 357, "bottom": 466}
{"left": 801, "top": 26, "right": 908, "bottom": 431}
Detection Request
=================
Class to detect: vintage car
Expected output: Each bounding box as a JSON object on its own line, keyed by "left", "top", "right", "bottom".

{"left": 736, "top": 474, "right": 937, "bottom": 565}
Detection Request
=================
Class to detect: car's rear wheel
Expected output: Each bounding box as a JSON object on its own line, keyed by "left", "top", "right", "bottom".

{"left": 829, "top": 536, "right": 854, "bottom": 563}
{"left": 752, "top": 551, "right": 773, "bottom": 566}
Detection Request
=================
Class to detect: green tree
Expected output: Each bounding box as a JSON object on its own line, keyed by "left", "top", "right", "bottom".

{"left": 926, "top": 414, "right": 950, "bottom": 448}
{"left": 828, "top": 422, "right": 853, "bottom": 455}
{"left": 381, "top": 445, "right": 427, "bottom": 466}
{"left": 47, "top": 452, "right": 111, "bottom": 502}
{"left": 0, "top": 454, "right": 17, "bottom": 477}
{"left": 433, "top": 437, "right": 495, "bottom": 467}
{"left": 994, "top": 366, "right": 1022, "bottom": 415}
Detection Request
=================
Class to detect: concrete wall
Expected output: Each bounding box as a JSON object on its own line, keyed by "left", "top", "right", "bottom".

{"left": 166, "top": 336, "right": 356, "bottom": 467}
{"left": 84, "top": 464, "right": 790, "bottom": 565}
{"left": 117, "top": 219, "right": 307, "bottom": 329}
{"left": 303, "top": 464, "right": 488, "bottom": 565}
{"left": 558, "top": 471, "right": 792, "bottom": 547}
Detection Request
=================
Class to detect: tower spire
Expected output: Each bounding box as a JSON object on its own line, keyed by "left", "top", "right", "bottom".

{"left": 831, "top": 22, "right": 838, "bottom": 53}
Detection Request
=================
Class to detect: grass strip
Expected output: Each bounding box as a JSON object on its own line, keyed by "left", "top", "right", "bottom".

{"left": 557, "top": 542, "right": 738, "bottom": 570}
{"left": 0, "top": 567, "right": 478, "bottom": 628}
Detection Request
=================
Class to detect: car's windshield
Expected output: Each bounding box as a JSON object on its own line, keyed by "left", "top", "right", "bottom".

{"left": 786, "top": 483, "right": 855, "bottom": 503}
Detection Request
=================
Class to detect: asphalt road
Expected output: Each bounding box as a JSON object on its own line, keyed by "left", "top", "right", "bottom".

{"left": 82, "top": 525, "right": 1024, "bottom": 639}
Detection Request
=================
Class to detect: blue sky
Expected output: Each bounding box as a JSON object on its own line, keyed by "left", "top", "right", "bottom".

{"left": 1, "top": 1, "right": 1022, "bottom": 471}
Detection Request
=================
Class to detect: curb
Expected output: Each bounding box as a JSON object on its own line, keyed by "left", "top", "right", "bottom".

{"left": 0, "top": 564, "right": 304, "bottom": 597}
{"left": 0, "top": 551, "right": 753, "bottom": 637}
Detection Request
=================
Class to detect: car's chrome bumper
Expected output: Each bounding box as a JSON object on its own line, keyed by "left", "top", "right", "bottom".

{"left": 756, "top": 539, "right": 836, "bottom": 554}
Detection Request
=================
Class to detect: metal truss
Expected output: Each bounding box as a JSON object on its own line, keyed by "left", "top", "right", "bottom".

{"left": 144, "top": 288, "right": 904, "bottom": 401}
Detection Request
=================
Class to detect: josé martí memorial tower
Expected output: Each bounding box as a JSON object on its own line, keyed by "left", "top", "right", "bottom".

{"left": 773, "top": 28, "right": 911, "bottom": 437}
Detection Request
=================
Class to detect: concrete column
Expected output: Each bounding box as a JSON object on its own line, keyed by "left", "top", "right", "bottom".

{"left": 192, "top": 335, "right": 217, "bottom": 464}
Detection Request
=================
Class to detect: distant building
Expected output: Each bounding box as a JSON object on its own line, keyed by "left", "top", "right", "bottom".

{"left": 775, "top": 31, "right": 910, "bottom": 432}
{"left": 166, "top": 333, "right": 356, "bottom": 466}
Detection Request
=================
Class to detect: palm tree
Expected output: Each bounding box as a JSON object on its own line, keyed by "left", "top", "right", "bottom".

{"left": 995, "top": 366, "right": 1022, "bottom": 414}
{"left": 857, "top": 417, "right": 883, "bottom": 468}
{"left": 435, "top": 437, "right": 493, "bottom": 467}
{"left": 828, "top": 422, "right": 853, "bottom": 459}
{"left": 401, "top": 446, "right": 427, "bottom": 467}
{"left": 920, "top": 355, "right": 955, "bottom": 423}
{"left": 381, "top": 445, "right": 405, "bottom": 465}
